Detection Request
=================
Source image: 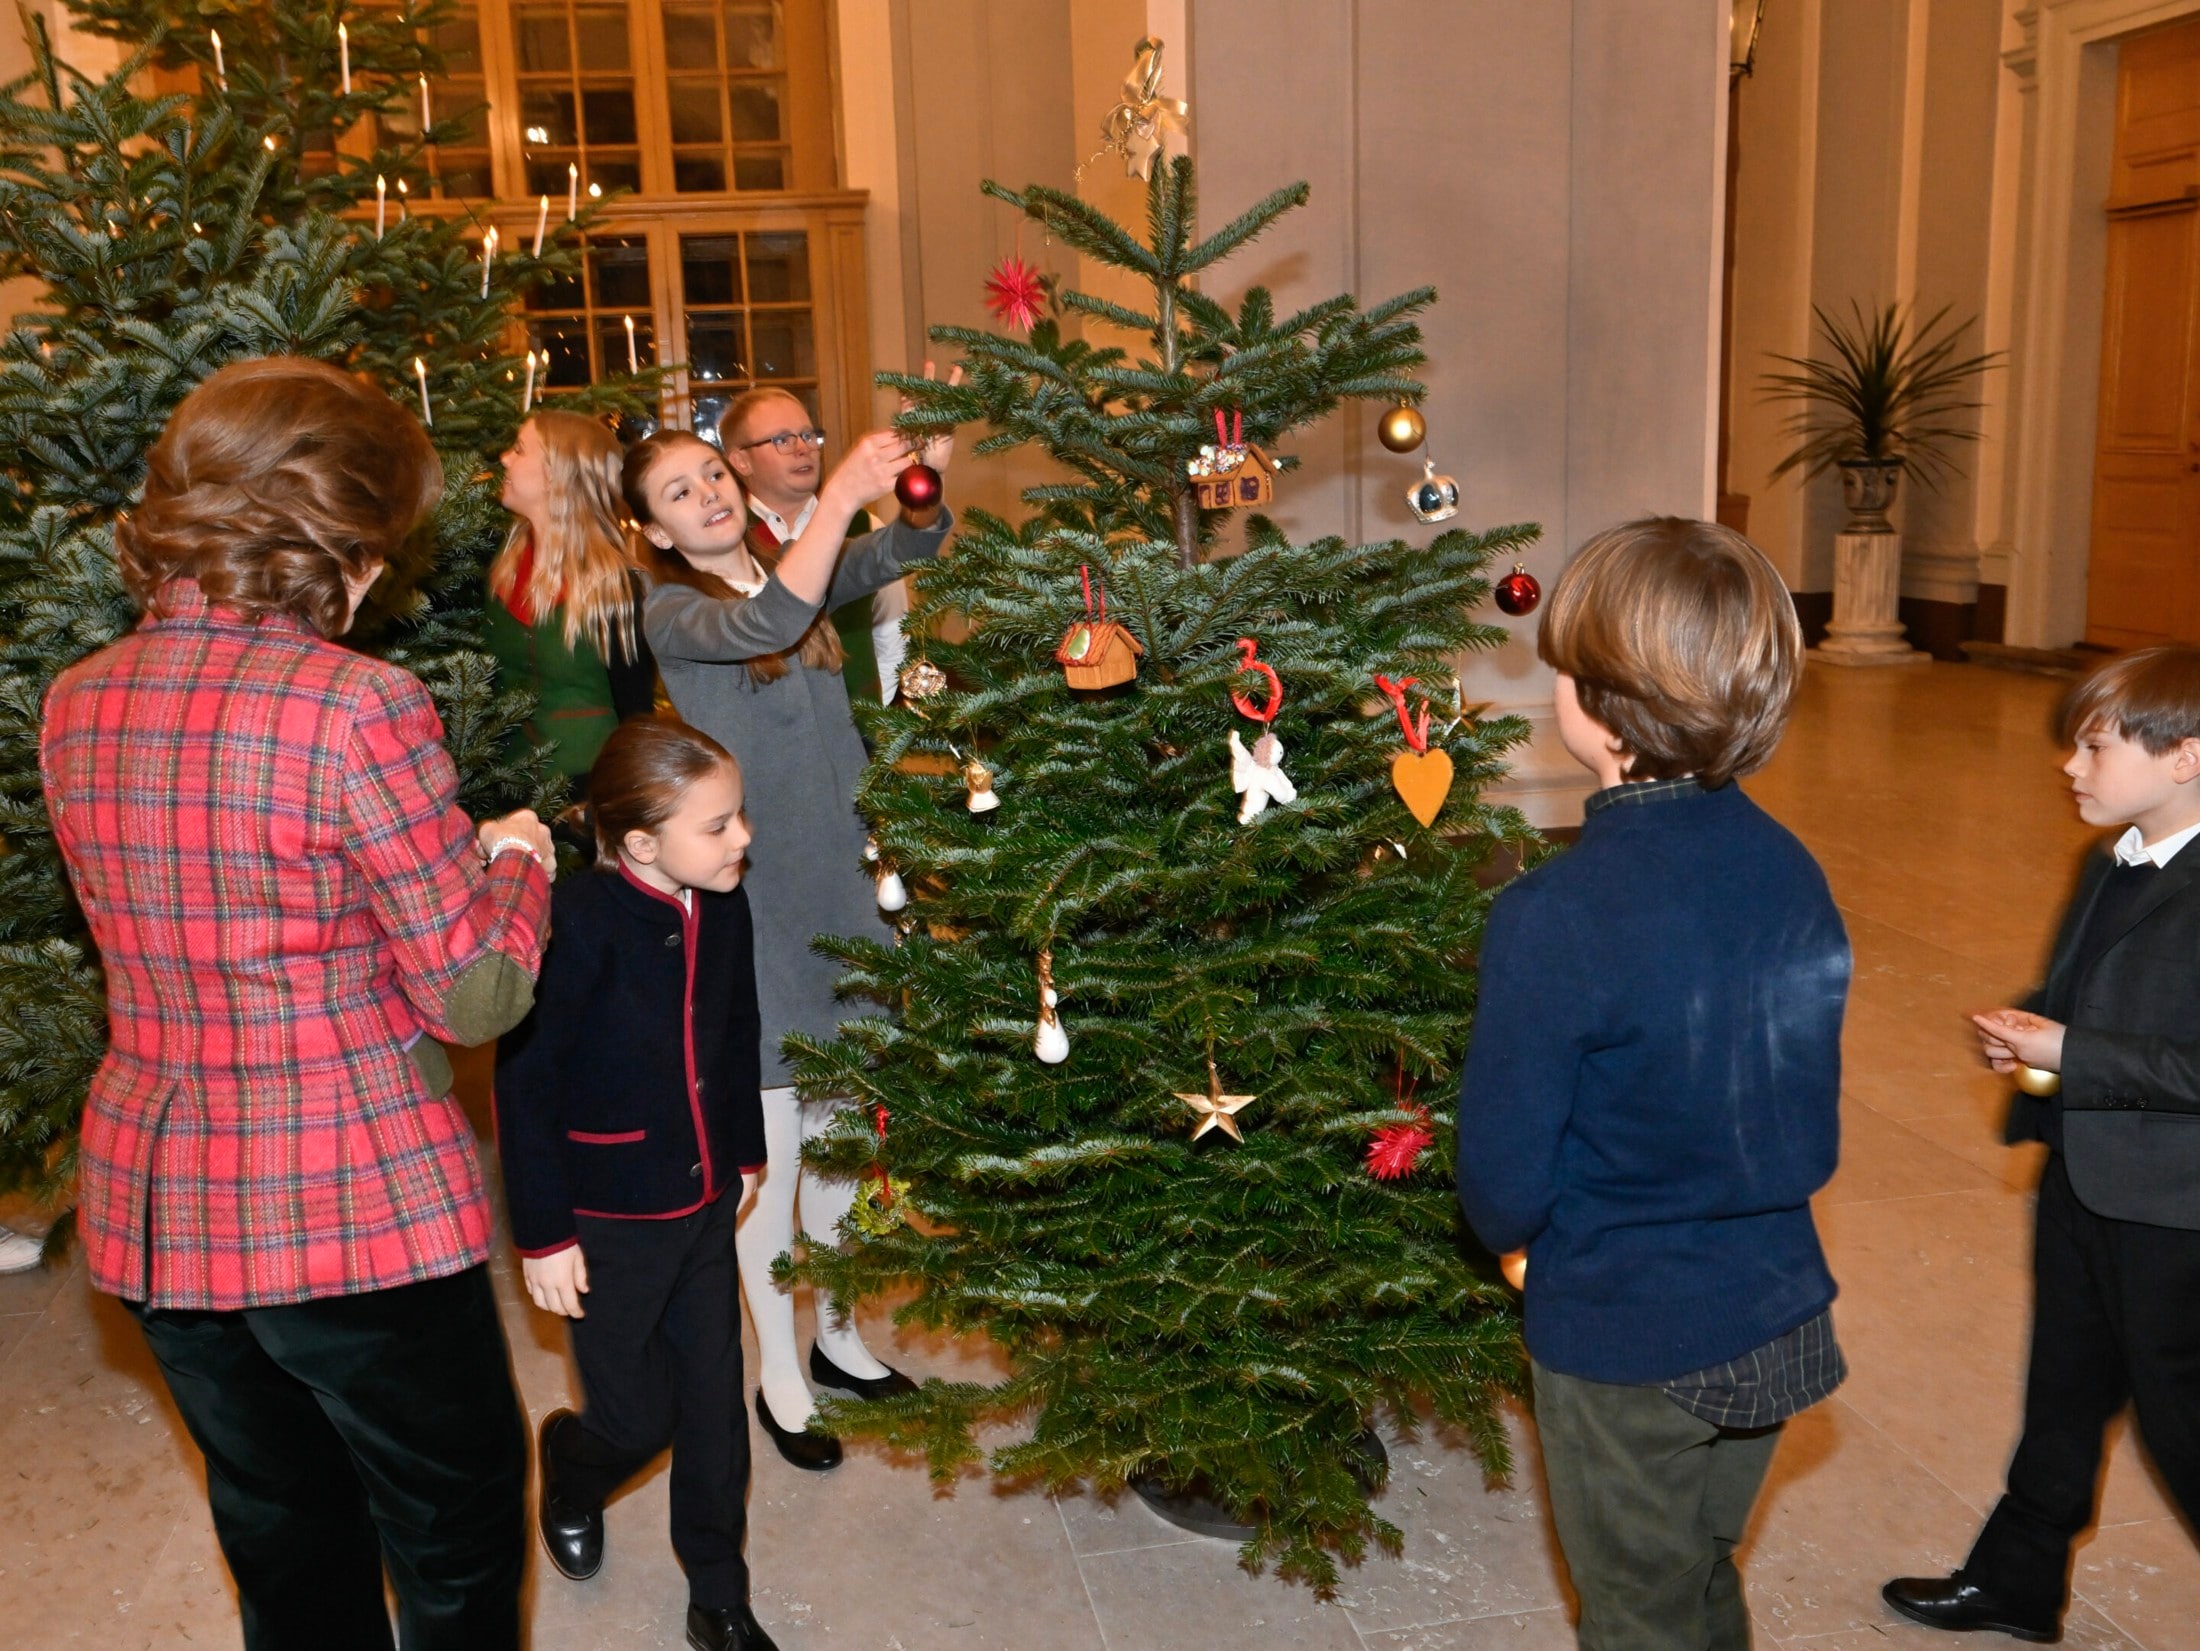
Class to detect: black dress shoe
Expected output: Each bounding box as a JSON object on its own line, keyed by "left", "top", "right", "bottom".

{"left": 1883, "top": 1575, "right": 2060, "bottom": 1642}
{"left": 809, "top": 1342, "right": 919, "bottom": 1401}
{"left": 537, "top": 1410, "right": 604, "bottom": 1581}
{"left": 687, "top": 1602, "right": 780, "bottom": 1651}
{"left": 753, "top": 1389, "right": 843, "bottom": 1471}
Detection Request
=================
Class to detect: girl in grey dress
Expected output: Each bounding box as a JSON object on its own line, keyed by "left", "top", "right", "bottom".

{"left": 623, "top": 421, "right": 954, "bottom": 1462}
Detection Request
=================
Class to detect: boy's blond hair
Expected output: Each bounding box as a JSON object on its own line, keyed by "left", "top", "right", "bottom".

{"left": 1536, "top": 516, "right": 1802, "bottom": 789}
{"left": 2060, "top": 645, "right": 2200, "bottom": 753}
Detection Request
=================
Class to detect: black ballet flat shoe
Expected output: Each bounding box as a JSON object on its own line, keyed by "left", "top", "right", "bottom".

{"left": 808, "top": 1342, "right": 919, "bottom": 1401}
{"left": 1882, "top": 1575, "right": 2061, "bottom": 1642}
{"left": 753, "top": 1389, "right": 843, "bottom": 1471}
{"left": 537, "top": 1410, "right": 604, "bottom": 1581}
{"left": 686, "top": 1601, "right": 780, "bottom": 1651}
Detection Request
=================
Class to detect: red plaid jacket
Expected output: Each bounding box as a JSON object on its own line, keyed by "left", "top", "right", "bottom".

{"left": 40, "top": 581, "right": 551, "bottom": 1309}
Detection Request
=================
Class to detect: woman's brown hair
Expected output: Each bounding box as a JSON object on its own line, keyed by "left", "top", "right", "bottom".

{"left": 1537, "top": 516, "right": 1802, "bottom": 788}
{"left": 116, "top": 355, "right": 443, "bottom": 638}
{"left": 621, "top": 429, "right": 843, "bottom": 687}
{"left": 488, "top": 408, "right": 639, "bottom": 659}
{"left": 587, "top": 714, "right": 739, "bottom": 870}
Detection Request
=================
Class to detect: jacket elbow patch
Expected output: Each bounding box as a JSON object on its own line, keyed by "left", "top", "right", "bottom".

{"left": 443, "top": 952, "right": 536, "bottom": 1046}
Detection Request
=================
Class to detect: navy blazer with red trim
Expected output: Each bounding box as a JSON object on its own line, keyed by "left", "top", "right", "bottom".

{"left": 495, "top": 864, "right": 767, "bottom": 1257}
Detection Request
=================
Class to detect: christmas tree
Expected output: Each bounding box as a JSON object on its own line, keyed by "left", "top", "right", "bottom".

{"left": 0, "top": 3, "right": 628, "bottom": 1231}
{"left": 789, "top": 160, "right": 1540, "bottom": 1592}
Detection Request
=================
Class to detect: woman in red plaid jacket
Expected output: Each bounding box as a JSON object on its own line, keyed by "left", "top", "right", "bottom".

{"left": 39, "top": 358, "right": 555, "bottom": 1651}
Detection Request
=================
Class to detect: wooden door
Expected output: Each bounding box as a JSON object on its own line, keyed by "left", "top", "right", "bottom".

{"left": 2088, "top": 18, "right": 2200, "bottom": 648}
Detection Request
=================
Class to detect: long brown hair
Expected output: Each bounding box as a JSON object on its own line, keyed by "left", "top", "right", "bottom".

{"left": 587, "top": 714, "right": 738, "bottom": 871}
{"left": 488, "top": 409, "right": 638, "bottom": 660}
{"left": 621, "top": 429, "right": 842, "bottom": 686}
{"left": 116, "top": 356, "right": 443, "bottom": 638}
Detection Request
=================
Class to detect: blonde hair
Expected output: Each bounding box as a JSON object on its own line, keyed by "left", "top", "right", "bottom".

{"left": 719, "top": 385, "right": 810, "bottom": 449}
{"left": 1536, "top": 517, "right": 1802, "bottom": 789}
{"left": 620, "top": 429, "right": 843, "bottom": 687}
{"left": 488, "top": 409, "right": 638, "bottom": 659}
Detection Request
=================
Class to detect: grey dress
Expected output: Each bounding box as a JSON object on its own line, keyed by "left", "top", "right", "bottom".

{"left": 643, "top": 511, "right": 951, "bottom": 1084}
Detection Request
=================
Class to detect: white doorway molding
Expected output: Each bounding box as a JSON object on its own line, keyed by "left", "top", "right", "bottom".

{"left": 2003, "top": 0, "right": 2200, "bottom": 645}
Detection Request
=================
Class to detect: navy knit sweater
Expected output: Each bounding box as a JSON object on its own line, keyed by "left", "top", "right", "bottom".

{"left": 1455, "top": 780, "right": 1849, "bottom": 1384}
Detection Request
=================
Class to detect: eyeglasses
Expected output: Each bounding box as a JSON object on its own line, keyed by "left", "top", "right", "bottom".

{"left": 737, "top": 427, "right": 827, "bottom": 454}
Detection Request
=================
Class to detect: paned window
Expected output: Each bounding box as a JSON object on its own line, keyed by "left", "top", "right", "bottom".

{"left": 523, "top": 235, "right": 658, "bottom": 387}
{"left": 661, "top": 2, "right": 790, "bottom": 193}
{"left": 678, "top": 228, "right": 815, "bottom": 441}
{"left": 512, "top": 2, "right": 643, "bottom": 197}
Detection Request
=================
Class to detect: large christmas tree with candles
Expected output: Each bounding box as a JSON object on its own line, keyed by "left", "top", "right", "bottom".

{"left": 0, "top": 3, "right": 630, "bottom": 1228}
{"left": 788, "top": 158, "right": 1540, "bottom": 1592}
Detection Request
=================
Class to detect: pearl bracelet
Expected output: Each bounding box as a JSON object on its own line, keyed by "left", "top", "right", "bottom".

{"left": 481, "top": 835, "right": 544, "bottom": 867}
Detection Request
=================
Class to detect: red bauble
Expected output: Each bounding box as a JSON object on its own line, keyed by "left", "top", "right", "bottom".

{"left": 1494, "top": 563, "right": 1541, "bottom": 617}
{"left": 895, "top": 462, "right": 942, "bottom": 511}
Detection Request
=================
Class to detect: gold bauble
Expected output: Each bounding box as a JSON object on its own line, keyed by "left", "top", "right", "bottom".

{"left": 1376, "top": 403, "right": 1426, "bottom": 454}
{"left": 2014, "top": 1065, "right": 2062, "bottom": 1098}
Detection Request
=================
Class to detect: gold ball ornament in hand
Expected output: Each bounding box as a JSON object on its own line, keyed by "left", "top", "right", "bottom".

{"left": 2014, "top": 1065, "right": 2062, "bottom": 1098}
{"left": 1376, "top": 403, "right": 1426, "bottom": 454}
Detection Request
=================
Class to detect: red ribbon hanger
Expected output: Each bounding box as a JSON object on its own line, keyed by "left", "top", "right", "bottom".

{"left": 1373, "top": 674, "right": 1431, "bottom": 753}
{"left": 1231, "top": 637, "right": 1283, "bottom": 723}
{"left": 1080, "top": 563, "right": 1104, "bottom": 623}
{"left": 1213, "top": 408, "right": 1244, "bottom": 448}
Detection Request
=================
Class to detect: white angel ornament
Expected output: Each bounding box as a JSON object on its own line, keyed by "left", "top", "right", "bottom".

{"left": 1228, "top": 728, "right": 1296, "bottom": 824}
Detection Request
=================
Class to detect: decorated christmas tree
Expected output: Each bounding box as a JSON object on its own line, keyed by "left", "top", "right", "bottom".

{"left": 789, "top": 159, "right": 1541, "bottom": 1592}
{"left": 0, "top": 3, "right": 628, "bottom": 1231}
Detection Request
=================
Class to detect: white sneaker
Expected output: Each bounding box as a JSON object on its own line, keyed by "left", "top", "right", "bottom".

{"left": 0, "top": 1225, "right": 44, "bottom": 1274}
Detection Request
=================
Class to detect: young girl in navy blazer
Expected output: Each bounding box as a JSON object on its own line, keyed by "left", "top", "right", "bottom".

{"left": 495, "top": 716, "right": 777, "bottom": 1651}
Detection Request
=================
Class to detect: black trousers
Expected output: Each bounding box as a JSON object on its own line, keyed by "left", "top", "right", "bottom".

{"left": 1966, "top": 1154, "right": 2200, "bottom": 1616}
{"left": 127, "top": 1264, "right": 527, "bottom": 1651}
{"left": 551, "top": 1190, "right": 751, "bottom": 1608}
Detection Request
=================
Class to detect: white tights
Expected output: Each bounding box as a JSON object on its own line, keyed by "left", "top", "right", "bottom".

{"left": 736, "top": 1086, "right": 891, "bottom": 1429}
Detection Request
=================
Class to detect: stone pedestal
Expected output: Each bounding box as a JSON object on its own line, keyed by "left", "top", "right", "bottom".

{"left": 1813, "top": 531, "right": 1928, "bottom": 667}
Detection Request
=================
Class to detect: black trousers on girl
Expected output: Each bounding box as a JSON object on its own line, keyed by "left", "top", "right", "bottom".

{"left": 550, "top": 1190, "right": 752, "bottom": 1608}
{"left": 127, "top": 1264, "right": 527, "bottom": 1651}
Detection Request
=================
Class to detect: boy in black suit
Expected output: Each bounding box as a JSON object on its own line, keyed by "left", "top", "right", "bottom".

{"left": 1885, "top": 646, "right": 2200, "bottom": 1643}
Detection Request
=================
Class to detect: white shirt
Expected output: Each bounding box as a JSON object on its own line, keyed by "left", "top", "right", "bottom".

{"left": 2114, "top": 819, "right": 2200, "bottom": 868}
{"left": 748, "top": 495, "right": 817, "bottom": 545}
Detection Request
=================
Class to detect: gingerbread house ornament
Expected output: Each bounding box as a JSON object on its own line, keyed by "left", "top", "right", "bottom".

{"left": 1186, "top": 409, "right": 1277, "bottom": 511}
{"left": 1056, "top": 564, "right": 1144, "bottom": 689}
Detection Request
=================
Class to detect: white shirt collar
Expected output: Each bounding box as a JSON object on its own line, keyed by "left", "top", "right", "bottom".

{"left": 749, "top": 494, "right": 817, "bottom": 544}
{"left": 2114, "top": 819, "right": 2200, "bottom": 868}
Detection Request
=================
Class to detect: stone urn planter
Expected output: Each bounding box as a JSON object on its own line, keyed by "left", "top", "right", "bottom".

{"left": 1837, "top": 458, "right": 1903, "bottom": 534}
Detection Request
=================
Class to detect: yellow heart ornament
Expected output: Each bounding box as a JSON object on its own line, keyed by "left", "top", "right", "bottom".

{"left": 1390, "top": 747, "right": 1454, "bottom": 828}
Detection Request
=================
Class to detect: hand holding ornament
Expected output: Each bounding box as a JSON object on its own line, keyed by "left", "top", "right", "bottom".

{"left": 1971, "top": 1008, "right": 2064, "bottom": 1089}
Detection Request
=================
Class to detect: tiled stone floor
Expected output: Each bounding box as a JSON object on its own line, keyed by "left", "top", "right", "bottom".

{"left": 3, "top": 660, "right": 2197, "bottom": 1647}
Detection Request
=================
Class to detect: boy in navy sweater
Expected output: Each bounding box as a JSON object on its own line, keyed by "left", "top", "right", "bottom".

{"left": 1457, "top": 518, "right": 1850, "bottom": 1651}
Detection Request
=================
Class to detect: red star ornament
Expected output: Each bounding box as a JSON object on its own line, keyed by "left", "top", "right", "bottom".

{"left": 983, "top": 254, "right": 1048, "bottom": 333}
{"left": 1366, "top": 1105, "right": 1434, "bottom": 1180}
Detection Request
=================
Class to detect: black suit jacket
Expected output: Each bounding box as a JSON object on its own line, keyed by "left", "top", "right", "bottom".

{"left": 494, "top": 866, "right": 766, "bottom": 1256}
{"left": 2007, "top": 844, "right": 2200, "bottom": 1228}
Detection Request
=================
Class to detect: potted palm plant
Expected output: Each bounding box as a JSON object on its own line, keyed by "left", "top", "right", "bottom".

{"left": 1762, "top": 302, "right": 2001, "bottom": 532}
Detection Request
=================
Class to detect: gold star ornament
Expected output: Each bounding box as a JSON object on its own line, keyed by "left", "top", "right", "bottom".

{"left": 1176, "top": 1058, "right": 1257, "bottom": 1143}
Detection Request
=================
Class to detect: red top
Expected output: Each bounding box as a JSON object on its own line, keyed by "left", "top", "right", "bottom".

{"left": 40, "top": 580, "right": 551, "bottom": 1309}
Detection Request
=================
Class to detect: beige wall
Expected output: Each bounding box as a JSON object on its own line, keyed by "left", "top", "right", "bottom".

{"left": 838, "top": 0, "right": 1729, "bottom": 824}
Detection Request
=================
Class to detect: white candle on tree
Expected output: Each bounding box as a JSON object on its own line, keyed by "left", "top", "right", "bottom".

{"left": 210, "top": 30, "right": 226, "bottom": 91}
{"left": 521, "top": 349, "right": 538, "bottom": 414}
{"left": 531, "top": 195, "right": 548, "bottom": 256}
{"left": 396, "top": 177, "right": 408, "bottom": 220}
{"left": 479, "top": 227, "right": 497, "bottom": 297}
{"left": 374, "top": 174, "right": 386, "bottom": 238}
{"left": 338, "top": 22, "right": 350, "bottom": 95}
{"left": 412, "top": 357, "right": 432, "bottom": 427}
{"left": 566, "top": 162, "right": 578, "bottom": 220}
{"left": 624, "top": 314, "right": 638, "bottom": 374}
{"left": 419, "top": 75, "right": 432, "bottom": 135}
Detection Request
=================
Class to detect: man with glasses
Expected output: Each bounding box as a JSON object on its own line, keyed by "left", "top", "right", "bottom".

{"left": 719, "top": 387, "right": 910, "bottom": 704}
